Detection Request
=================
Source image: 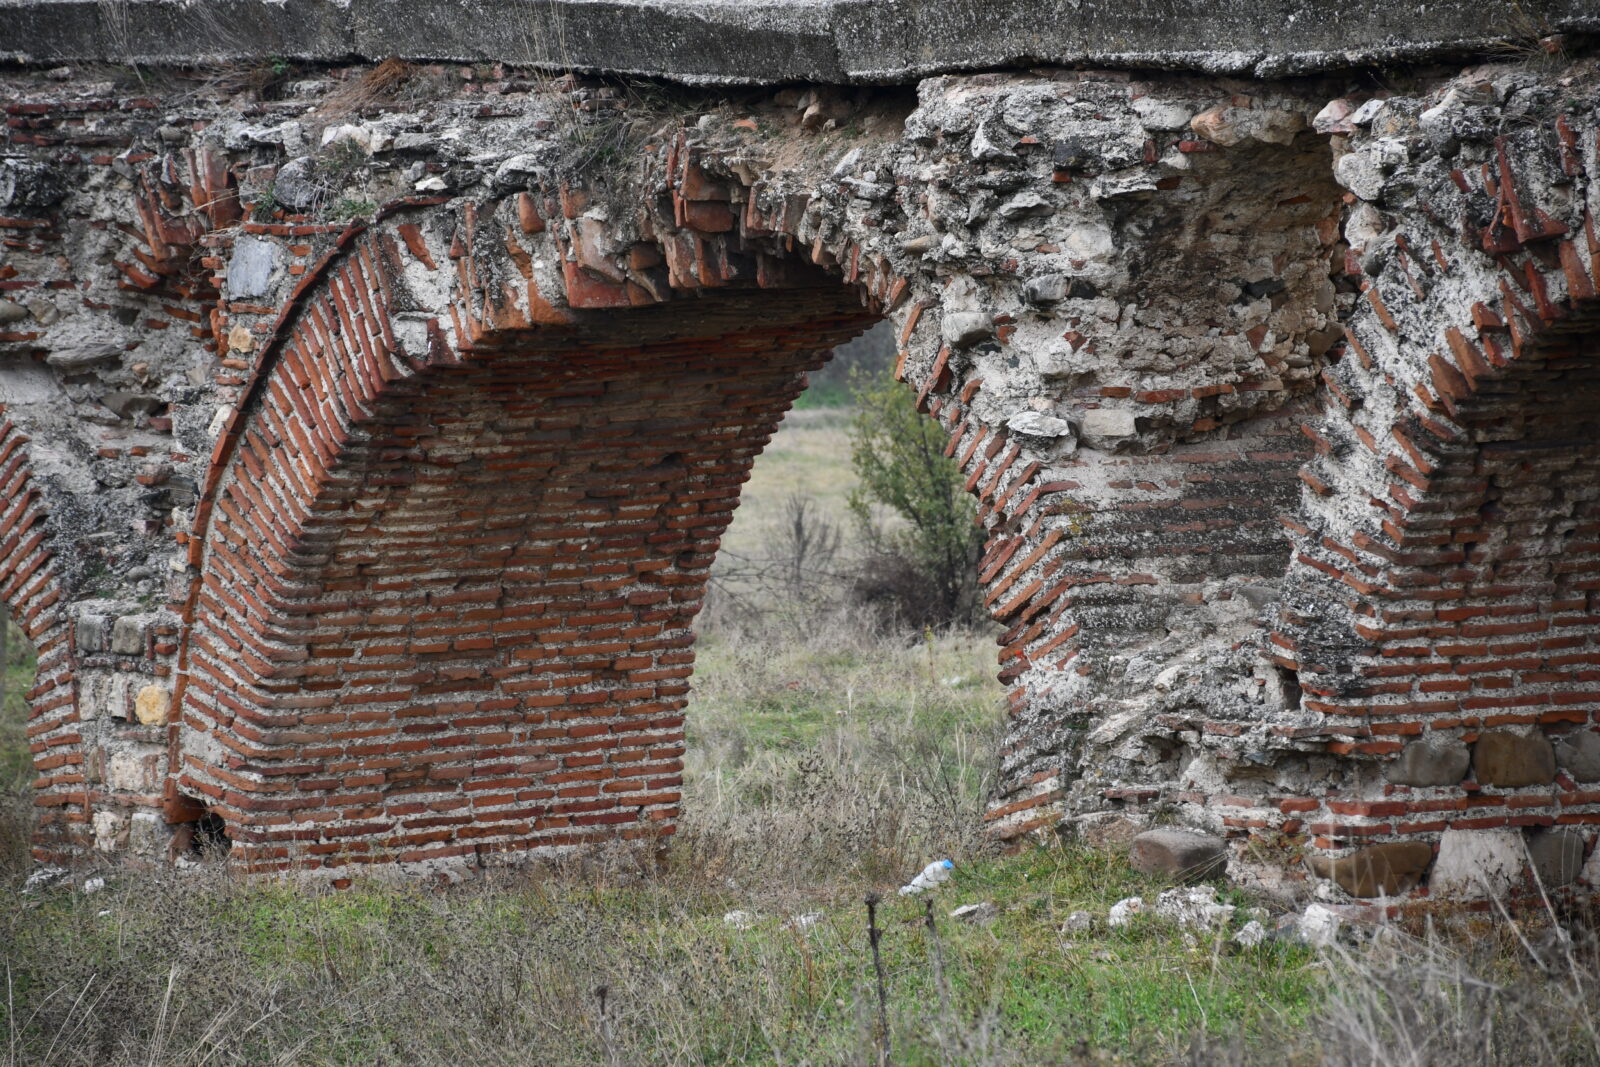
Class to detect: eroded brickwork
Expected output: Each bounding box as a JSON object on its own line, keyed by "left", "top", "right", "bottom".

{"left": 5, "top": 51, "right": 1600, "bottom": 900}
{"left": 1274, "top": 72, "right": 1600, "bottom": 898}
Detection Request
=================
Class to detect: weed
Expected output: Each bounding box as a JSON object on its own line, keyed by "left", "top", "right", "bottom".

{"left": 317, "top": 138, "right": 370, "bottom": 187}
{"left": 248, "top": 183, "right": 279, "bottom": 222}
{"left": 327, "top": 198, "right": 378, "bottom": 221}
{"left": 1488, "top": 0, "right": 1570, "bottom": 69}
{"left": 314, "top": 57, "right": 414, "bottom": 120}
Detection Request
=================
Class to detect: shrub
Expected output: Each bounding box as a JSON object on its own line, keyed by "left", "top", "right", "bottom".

{"left": 846, "top": 365, "right": 982, "bottom": 628}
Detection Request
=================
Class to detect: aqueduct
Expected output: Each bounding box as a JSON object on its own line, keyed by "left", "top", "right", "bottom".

{"left": 6, "top": 0, "right": 1600, "bottom": 900}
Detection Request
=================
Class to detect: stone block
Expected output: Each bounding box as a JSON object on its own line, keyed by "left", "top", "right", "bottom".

{"left": 134, "top": 685, "right": 171, "bottom": 727}
{"left": 1430, "top": 828, "right": 1522, "bottom": 899}
{"left": 104, "top": 751, "right": 153, "bottom": 792}
{"left": 75, "top": 671, "right": 131, "bottom": 721}
{"left": 0, "top": 159, "right": 67, "bottom": 211}
{"left": 92, "top": 809, "right": 126, "bottom": 853}
{"left": 46, "top": 342, "right": 123, "bottom": 372}
{"left": 1554, "top": 730, "right": 1600, "bottom": 783}
{"left": 128, "top": 812, "right": 166, "bottom": 857}
{"left": 1307, "top": 841, "right": 1433, "bottom": 898}
{"left": 1079, "top": 409, "right": 1137, "bottom": 438}
{"left": 1022, "top": 273, "right": 1068, "bottom": 306}
{"left": 1191, "top": 105, "right": 1305, "bottom": 147}
{"left": 1384, "top": 736, "right": 1470, "bottom": 787}
{"left": 941, "top": 311, "right": 993, "bottom": 347}
{"left": 76, "top": 614, "right": 110, "bottom": 653}
{"left": 226, "top": 234, "right": 279, "bottom": 298}
{"left": 1473, "top": 731, "right": 1555, "bottom": 788}
{"left": 1129, "top": 828, "right": 1226, "bottom": 883}
{"left": 1005, "top": 411, "right": 1072, "bottom": 438}
{"left": 110, "top": 615, "right": 149, "bottom": 656}
{"left": 1527, "top": 829, "right": 1585, "bottom": 888}
{"left": 998, "top": 192, "right": 1050, "bottom": 219}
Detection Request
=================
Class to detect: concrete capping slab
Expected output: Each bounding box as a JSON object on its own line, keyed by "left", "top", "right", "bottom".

{"left": 2, "top": 0, "right": 1598, "bottom": 85}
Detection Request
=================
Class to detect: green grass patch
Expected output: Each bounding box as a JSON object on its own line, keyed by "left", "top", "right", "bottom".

{"left": 1, "top": 629, "right": 34, "bottom": 793}
{"left": 0, "top": 844, "right": 1322, "bottom": 1066}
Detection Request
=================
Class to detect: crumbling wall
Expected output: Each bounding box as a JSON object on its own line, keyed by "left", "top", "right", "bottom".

{"left": 4, "top": 49, "right": 1600, "bottom": 900}
{"left": 657, "top": 75, "right": 1344, "bottom": 844}
{"left": 1274, "top": 64, "right": 1600, "bottom": 899}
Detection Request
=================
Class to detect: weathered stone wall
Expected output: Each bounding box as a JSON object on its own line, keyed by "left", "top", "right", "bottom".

{"left": 1274, "top": 68, "right": 1600, "bottom": 899}
{"left": 5, "top": 41, "right": 1600, "bottom": 900}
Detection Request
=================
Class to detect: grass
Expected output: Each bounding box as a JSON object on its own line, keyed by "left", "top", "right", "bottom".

{"left": 0, "top": 410, "right": 1330, "bottom": 1065}
{"left": 1, "top": 627, "right": 33, "bottom": 876}
{"left": 0, "top": 842, "right": 1326, "bottom": 1065}
{"left": 690, "top": 625, "right": 997, "bottom": 755}
{"left": 0, "top": 612, "right": 1332, "bottom": 1064}
{"left": 1, "top": 628, "right": 33, "bottom": 794}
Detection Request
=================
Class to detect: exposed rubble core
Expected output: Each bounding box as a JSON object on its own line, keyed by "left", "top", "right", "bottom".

{"left": 4, "top": 46, "right": 1600, "bottom": 902}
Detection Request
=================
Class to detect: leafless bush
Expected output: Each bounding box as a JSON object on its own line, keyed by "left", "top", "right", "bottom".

{"left": 848, "top": 542, "right": 983, "bottom": 632}
{"left": 705, "top": 491, "right": 861, "bottom": 638}
{"left": 776, "top": 494, "right": 842, "bottom": 596}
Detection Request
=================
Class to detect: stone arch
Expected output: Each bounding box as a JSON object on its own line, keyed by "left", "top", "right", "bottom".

{"left": 1276, "top": 107, "right": 1600, "bottom": 891}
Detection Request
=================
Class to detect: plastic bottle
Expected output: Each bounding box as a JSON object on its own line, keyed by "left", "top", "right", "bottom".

{"left": 897, "top": 858, "right": 954, "bottom": 895}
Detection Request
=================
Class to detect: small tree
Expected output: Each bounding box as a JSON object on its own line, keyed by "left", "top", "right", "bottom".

{"left": 847, "top": 367, "right": 983, "bottom": 627}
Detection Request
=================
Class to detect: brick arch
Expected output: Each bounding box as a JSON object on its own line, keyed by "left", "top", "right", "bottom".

{"left": 624, "top": 124, "right": 1343, "bottom": 842}
{"left": 171, "top": 203, "right": 880, "bottom": 872}
{"left": 0, "top": 413, "right": 77, "bottom": 861}
{"left": 167, "top": 174, "right": 1078, "bottom": 869}
{"left": 1277, "top": 119, "right": 1600, "bottom": 878}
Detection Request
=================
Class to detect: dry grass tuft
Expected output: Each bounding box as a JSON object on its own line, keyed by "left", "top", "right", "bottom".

{"left": 314, "top": 58, "right": 416, "bottom": 120}
{"left": 1306, "top": 909, "right": 1600, "bottom": 1066}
